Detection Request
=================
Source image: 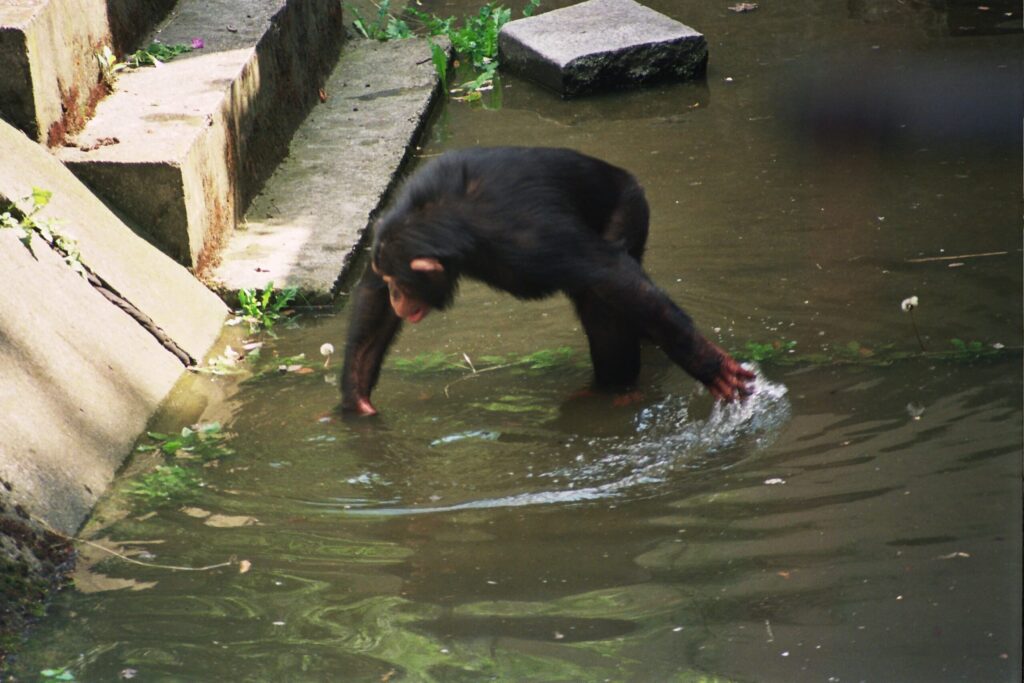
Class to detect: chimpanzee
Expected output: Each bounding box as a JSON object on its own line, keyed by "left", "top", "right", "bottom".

{"left": 341, "top": 147, "right": 754, "bottom": 416}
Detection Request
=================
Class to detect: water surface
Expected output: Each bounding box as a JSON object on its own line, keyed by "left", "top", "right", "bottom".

{"left": 10, "top": 1, "right": 1021, "bottom": 681}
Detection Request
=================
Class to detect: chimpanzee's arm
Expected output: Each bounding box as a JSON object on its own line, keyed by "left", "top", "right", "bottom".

{"left": 588, "top": 255, "right": 754, "bottom": 400}
{"left": 341, "top": 266, "right": 403, "bottom": 415}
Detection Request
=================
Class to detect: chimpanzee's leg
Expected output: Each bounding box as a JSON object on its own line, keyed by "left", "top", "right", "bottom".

{"left": 572, "top": 177, "right": 650, "bottom": 388}
{"left": 602, "top": 178, "right": 650, "bottom": 264}
{"left": 571, "top": 291, "right": 642, "bottom": 389}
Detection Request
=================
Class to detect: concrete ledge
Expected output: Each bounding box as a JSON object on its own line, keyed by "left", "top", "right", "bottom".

{"left": 209, "top": 38, "right": 446, "bottom": 301}
{"left": 499, "top": 0, "right": 707, "bottom": 97}
{"left": 1, "top": 121, "right": 227, "bottom": 361}
{"left": 56, "top": 0, "right": 345, "bottom": 272}
{"left": 0, "top": 0, "right": 110, "bottom": 144}
{"left": 0, "top": 229, "right": 186, "bottom": 534}
{"left": 1, "top": 118, "right": 227, "bottom": 535}
{"left": 0, "top": 0, "right": 173, "bottom": 145}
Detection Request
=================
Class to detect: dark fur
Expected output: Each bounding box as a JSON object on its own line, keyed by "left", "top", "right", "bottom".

{"left": 342, "top": 147, "right": 728, "bottom": 411}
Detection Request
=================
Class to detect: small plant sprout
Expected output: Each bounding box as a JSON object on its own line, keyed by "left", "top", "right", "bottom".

{"left": 900, "top": 295, "right": 926, "bottom": 351}
{"left": 1, "top": 188, "right": 86, "bottom": 276}
{"left": 320, "top": 343, "right": 335, "bottom": 368}
{"left": 232, "top": 282, "right": 299, "bottom": 333}
{"left": 96, "top": 45, "right": 127, "bottom": 85}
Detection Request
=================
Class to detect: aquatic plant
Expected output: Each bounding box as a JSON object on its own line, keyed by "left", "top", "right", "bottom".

{"left": 735, "top": 338, "right": 1010, "bottom": 367}
{"left": 127, "top": 423, "right": 233, "bottom": 507}
{"left": 138, "top": 422, "right": 235, "bottom": 462}
{"left": 231, "top": 281, "right": 298, "bottom": 333}
{"left": 349, "top": 0, "right": 540, "bottom": 99}
{"left": 392, "top": 346, "right": 577, "bottom": 374}
{"left": 124, "top": 464, "right": 200, "bottom": 503}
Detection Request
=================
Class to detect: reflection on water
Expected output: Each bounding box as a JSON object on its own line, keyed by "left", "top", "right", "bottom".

{"left": 9, "top": 0, "right": 1021, "bottom": 681}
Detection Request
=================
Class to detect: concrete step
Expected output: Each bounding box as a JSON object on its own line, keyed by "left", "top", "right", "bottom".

{"left": 56, "top": 0, "right": 344, "bottom": 273}
{"left": 1, "top": 118, "right": 227, "bottom": 534}
{"left": 209, "top": 38, "right": 446, "bottom": 303}
{"left": 0, "top": 0, "right": 174, "bottom": 145}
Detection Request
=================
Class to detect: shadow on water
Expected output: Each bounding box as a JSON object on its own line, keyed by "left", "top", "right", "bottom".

{"left": 8, "top": 0, "right": 1022, "bottom": 680}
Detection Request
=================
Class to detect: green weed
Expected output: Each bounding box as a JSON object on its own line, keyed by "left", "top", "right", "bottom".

{"left": 351, "top": 0, "right": 540, "bottom": 99}
{"left": 948, "top": 338, "right": 1000, "bottom": 361}
{"left": 95, "top": 45, "right": 126, "bottom": 86}
{"left": 124, "top": 465, "right": 199, "bottom": 503}
{"left": 126, "top": 424, "right": 233, "bottom": 507}
{"left": 392, "top": 351, "right": 466, "bottom": 373}
{"left": 351, "top": 0, "right": 413, "bottom": 40}
{"left": 734, "top": 338, "right": 1011, "bottom": 367}
{"left": 138, "top": 423, "right": 234, "bottom": 462}
{"left": 391, "top": 346, "right": 577, "bottom": 374}
{"left": 126, "top": 42, "right": 193, "bottom": 67}
{"left": 733, "top": 340, "right": 797, "bottom": 363}
{"left": 233, "top": 282, "right": 298, "bottom": 333}
{"left": 1, "top": 188, "right": 86, "bottom": 276}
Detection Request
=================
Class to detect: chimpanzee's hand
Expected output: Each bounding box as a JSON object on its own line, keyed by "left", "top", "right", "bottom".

{"left": 707, "top": 347, "right": 755, "bottom": 402}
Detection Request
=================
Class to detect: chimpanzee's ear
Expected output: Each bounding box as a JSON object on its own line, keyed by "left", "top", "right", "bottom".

{"left": 410, "top": 257, "right": 444, "bottom": 273}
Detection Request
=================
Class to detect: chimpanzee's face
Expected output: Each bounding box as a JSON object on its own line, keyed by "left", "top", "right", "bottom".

{"left": 372, "top": 260, "right": 436, "bottom": 324}
{"left": 383, "top": 273, "right": 430, "bottom": 323}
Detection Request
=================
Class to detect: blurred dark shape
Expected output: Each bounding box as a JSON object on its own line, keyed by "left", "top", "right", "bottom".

{"left": 784, "top": 53, "right": 1023, "bottom": 153}
{"left": 848, "top": 0, "right": 1021, "bottom": 37}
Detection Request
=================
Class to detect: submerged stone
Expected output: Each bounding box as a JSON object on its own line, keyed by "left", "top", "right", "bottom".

{"left": 498, "top": 0, "right": 707, "bottom": 97}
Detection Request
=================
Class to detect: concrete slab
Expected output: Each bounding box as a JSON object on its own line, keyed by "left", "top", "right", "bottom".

{"left": 498, "top": 0, "right": 707, "bottom": 97}
{"left": 0, "top": 0, "right": 110, "bottom": 144}
{"left": 0, "top": 229, "right": 185, "bottom": 534}
{"left": 209, "top": 38, "right": 445, "bottom": 302}
{"left": 1, "top": 120, "right": 227, "bottom": 362}
{"left": 0, "top": 0, "right": 173, "bottom": 144}
{"left": 56, "top": 0, "right": 344, "bottom": 272}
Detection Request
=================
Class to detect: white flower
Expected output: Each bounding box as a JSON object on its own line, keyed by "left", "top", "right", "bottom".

{"left": 900, "top": 296, "right": 919, "bottom": 313}
{"left": 320, "top": 343, "right": 334, "bottom": 357}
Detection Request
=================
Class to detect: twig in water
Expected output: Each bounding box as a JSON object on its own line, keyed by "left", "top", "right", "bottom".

{"left": 906, "top": 250, "right": 1008, "bottom": 263}
{"left": 32, "top": 512, "right": 238, "bottom": 572}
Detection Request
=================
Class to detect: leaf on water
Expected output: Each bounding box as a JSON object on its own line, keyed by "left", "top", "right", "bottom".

{"left": 180, "top": 506, "right": 211, "bottom": 518}
{"left": 429, "top": 429, "right": 500, "bottom": 446}
{"left": 238, "top": 559, "right": 252, "bottom": 574}
{"left": 204, "top": 514, "right": 260, "bottom": 528}
{"left": 74, "top": 570, "right": 158, "bottom": 594}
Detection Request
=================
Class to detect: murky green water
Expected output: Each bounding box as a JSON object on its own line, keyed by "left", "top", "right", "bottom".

{"left": 9, "top": 1, "right": 1022, "bottom": 681}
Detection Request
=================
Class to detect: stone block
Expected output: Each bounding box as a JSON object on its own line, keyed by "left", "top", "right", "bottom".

{"left": 0, "top": 119, "right": 227, "bottom": 367}
{"left": 498, "top": 0, "right": 707, "bottom": 97}
{"left": 56, "top": 0, "right": 345, "bottom": 273}
{"left": 0, "top": 0, "right": 173, "bottom": 145}
{"left": 0, "top": 119, "right": 228, "bottom": 535}
{"left": 0, "top": 0, "right": 111, "bottom": 144}
{"left": 209, "top": 39, "right": 446, "bottom": 302}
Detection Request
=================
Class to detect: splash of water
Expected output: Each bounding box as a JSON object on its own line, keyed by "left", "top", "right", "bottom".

{"left": 343, "top": 365, "right": 791, "bottom": 516}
